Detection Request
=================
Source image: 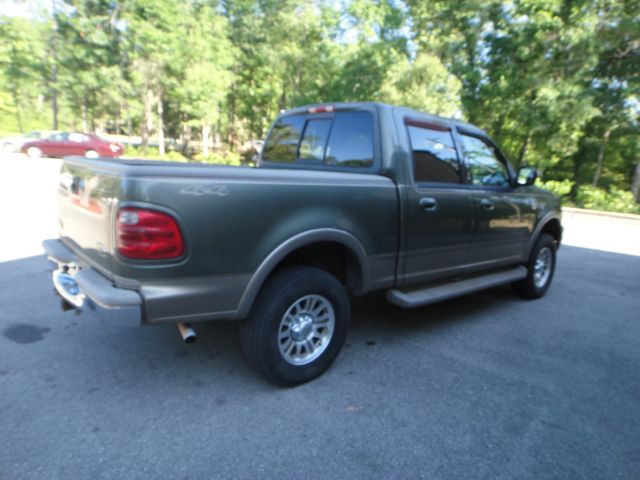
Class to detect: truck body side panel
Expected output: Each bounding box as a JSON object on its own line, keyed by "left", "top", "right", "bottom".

{"left": 58, "top": 159, "right": 398, "bottom": 323}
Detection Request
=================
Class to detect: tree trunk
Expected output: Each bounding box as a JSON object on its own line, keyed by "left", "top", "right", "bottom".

{"left": 516, "top": 133, "right": 531, "bottom": 168}
{"left": 227, "top": 94, "right": 235, "bottom": 149}
{"left": 10, "top": 82, "right": 22, "bottom": 133}
{"left": 592, "top": 128, "right": 611, "bottom": 187}
{"left": 180, "top": 124, "right": 192, "bottom": 157}
{"left": 81, "top": 93, "right": 88, "bottom": 133}
{"left": 49, "top": 5, "right": 59, "bottom": 130}
{"left": 141, "top": 86, "right": 153, "bottom": 151}
{"left": 215, "top": 103, "right": 222, "bottom": 148}
{"left": 202, "top": 124, "right": 211, "bottom": 157}
{"left": 125, "top": 100, "right": 132, "bottom": 141}
{"left": 632, "top": 162, "right": 640, "bottom": 202}
{"left": 157, "top": 89, "right": 165, "bottom": 156}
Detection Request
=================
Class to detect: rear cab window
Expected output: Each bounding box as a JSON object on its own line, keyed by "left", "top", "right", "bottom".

{"left": 262, "top": 110, "right": 375, "bottom": 170}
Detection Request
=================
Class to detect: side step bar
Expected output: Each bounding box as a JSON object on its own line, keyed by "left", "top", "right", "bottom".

{"left": 386, "top": 266, "right": 527, "bottom": 308}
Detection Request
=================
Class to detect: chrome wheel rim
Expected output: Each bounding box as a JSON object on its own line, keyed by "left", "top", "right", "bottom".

{"left": 534, "top": 247, "right": 552, "bottom": 288}
{"left": 278, "top": 294, "right": 335, "bottom": 366}
{"left": 85, "top": 150, "right": 99, "bottom": 159}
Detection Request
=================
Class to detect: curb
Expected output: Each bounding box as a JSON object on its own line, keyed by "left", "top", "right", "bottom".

{"left": 562, "top": 207, "right": 640, "bottom": 221}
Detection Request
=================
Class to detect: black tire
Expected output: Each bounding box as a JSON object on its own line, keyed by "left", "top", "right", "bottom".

{"left": 512, "top": 233, "right": 557, "bottom": 299}
{"left": 239, "top": 266, "right": 350, "bottom": 386}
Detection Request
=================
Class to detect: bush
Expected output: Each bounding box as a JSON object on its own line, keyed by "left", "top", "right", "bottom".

{"left": 193, "top": 150, "right": 242, "bottom": 166}
{"left": 537, "top": 179, "right": 573, "bottom": 197}
{"left": 575, "top": 185, "right": 640, "bottom": 214}
{"left": 124, "top": 145, "right": 188, "bottom": 162}
{"left": 123, "top": 144, "right": 245, "bottom": 166}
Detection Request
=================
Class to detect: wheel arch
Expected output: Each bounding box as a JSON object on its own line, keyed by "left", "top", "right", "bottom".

{"left": 528, "top": 214, "right": 562, "bottom": 258}
{"left": 235, "top": 229, "right": 369, "bottom": 319}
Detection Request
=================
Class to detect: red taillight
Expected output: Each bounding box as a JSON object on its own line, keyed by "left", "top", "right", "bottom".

{"left": 116, "top": 207, "right": 184, "bottom": 259}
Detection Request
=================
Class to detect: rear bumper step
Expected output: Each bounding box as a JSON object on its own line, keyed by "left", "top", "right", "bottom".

{"left": 386, "top": 266, "right": 527, "bottom": 308}
{"left": 43, "top": 239, "right": 142, "bottom": 309}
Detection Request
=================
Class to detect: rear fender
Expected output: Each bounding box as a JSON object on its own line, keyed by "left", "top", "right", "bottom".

{"left": 234, "top": 228, "right": 369, "bottom": 319}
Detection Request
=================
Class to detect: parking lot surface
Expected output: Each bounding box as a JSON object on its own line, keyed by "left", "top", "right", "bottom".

{"left": 1, "top": 155, "right": 639, "bottom": 479}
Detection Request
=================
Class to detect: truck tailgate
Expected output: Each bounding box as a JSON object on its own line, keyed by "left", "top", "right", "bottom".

{"left": 57, "top": 159, "right": 118, "bottom": 277}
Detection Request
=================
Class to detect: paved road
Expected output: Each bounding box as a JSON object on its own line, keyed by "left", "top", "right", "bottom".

{"left": 1, "top": 155, "right": 639, "bottom": 479}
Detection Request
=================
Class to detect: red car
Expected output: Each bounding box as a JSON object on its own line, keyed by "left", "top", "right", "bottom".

{"left": 22, "top": 132, "right": 124, "bottom": 158}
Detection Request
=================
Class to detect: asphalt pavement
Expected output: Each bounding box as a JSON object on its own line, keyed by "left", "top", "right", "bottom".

{"left": 1, "top": 155, "right": 639, "bottom": 479}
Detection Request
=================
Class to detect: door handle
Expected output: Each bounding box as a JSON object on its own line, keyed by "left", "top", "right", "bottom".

{"left": 419, "top": 197, "right": 438, "bottom": 212}
{"left": 480, "top": 198, "right": 495, "bottom": 211}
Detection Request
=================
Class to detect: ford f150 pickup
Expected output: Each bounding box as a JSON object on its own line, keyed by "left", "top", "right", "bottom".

{"left": 44, "top": 102, "right": 562, "bottom": 385}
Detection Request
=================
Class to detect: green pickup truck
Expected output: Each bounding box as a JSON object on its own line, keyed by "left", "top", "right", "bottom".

{"left": 44, "top": 102, "right": 562, "bottom": 385}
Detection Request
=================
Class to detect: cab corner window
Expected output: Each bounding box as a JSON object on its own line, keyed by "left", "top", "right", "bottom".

{"left": 460, "top": 133, "right": 510, "bottom": 187}
{"left": 407, "top": 124, "right": 460, "bottom": 184}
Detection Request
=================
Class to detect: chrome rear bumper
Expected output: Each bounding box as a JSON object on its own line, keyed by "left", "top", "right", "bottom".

{"left": 43, "top": 239, "right": 142, "bottom": 310}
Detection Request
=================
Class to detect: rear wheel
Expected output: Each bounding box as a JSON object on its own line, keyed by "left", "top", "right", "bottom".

{"left": 26, "top": 147, "right": 42, "bottom": 158}
{"left": 239, "top": 266, "right": 350, "bottom": 386}
{"left": 512, "top": 233, "right": 556, "bottom": 299}
{"left": 85, "top": 149, "right": 99, "bottom": 159}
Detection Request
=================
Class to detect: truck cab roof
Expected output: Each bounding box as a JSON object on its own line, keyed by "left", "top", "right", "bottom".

{"left": 281, "top": 101, "right": 488, "bottom": 138}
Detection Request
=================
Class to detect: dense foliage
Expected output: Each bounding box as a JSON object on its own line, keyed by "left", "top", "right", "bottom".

{"left": 1, "top": 0, "right": 638, "bottom": 212}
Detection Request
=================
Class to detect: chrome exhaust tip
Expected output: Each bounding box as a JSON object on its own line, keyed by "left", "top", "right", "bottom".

{"left": 177, "top": 322, "right": 197, "bottom": 344}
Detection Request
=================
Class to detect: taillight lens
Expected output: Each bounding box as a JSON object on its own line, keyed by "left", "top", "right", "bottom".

{"left": 308, "top": 105, "right": 334, "bottom": 113}
{"left": 116, "top": 207, "right": 184, "bottom": 259}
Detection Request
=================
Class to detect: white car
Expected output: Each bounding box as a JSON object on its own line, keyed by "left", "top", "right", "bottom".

{"left": 2, "top": 130, "right": 59, "bottom": 153}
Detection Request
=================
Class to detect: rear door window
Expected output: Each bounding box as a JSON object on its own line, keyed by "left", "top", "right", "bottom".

{"left": 262, "top": 110, "right": 374, "bottom": 169}
{"left": 325, "top": 111, "right": 374, "bottom": 168}
{"left": 407, "top": 124, "right": 460, "bottom": 184}
{"left": 51, "top": 133, "right": 69, "bottom": 142}
{"left": 68, "top": 133, "right": 89, "bottom": 143}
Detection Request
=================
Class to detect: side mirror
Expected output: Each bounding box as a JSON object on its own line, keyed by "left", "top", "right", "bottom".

{"left": 516, "top": 166, "right": 537, "bottom": 186}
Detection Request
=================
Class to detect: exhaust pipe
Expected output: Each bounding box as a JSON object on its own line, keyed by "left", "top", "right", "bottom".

{"left": 177, "top": 322, "right": 197, "bottom": 344}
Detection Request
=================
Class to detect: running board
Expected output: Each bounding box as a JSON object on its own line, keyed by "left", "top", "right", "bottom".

{"left": 386, "top": 266, "right": 527, "bottom": 308}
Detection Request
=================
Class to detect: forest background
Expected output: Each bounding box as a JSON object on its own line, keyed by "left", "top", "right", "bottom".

{"left": 1, "top": 0, "right": 638, "bottom": 213}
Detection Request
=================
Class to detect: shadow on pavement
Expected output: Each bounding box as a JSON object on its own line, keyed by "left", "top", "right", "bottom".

{"left": 2, "top": 245, "right": 638, "bottom": 387}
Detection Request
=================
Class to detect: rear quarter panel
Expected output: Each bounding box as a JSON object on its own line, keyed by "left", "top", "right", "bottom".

{"left": 110, "top": 166, "right": 399, "bottom": 322}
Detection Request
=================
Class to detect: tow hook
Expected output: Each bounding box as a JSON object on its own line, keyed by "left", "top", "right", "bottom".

{"left": 177, "top": 322, "right": 197, "bottom": 344}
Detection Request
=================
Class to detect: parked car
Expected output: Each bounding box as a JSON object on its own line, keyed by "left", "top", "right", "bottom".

{"left": 22, "top": 132, "right": 124, "bottom": 158}
{"left": 43, "top": 102, "right": 562, "bottom": 385}
{"left": 2, "top": 130, "right": 59, "bottom": 153}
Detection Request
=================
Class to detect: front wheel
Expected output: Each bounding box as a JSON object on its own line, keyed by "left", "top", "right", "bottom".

{"left": 239, "top": 266, "right": 350, "bottom": 386}
{"left": 26, "top": 147, "right": 42, "bottom": 158}
{"left": 85, "top": 149, "right": 99, "bottom": 159}
{"left": 512, "top": 233, "right": 557, "bottom": 299}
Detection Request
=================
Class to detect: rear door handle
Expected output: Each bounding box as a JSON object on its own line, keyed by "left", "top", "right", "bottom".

{"left": 480, "top": 199, "right": 495, "bottom": 211}
{"left": 419, "top": 197, "right": 438, "bottom": 212}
